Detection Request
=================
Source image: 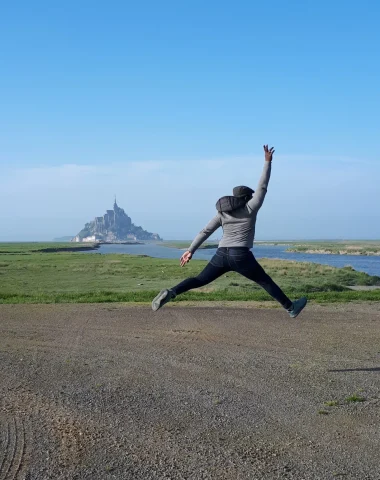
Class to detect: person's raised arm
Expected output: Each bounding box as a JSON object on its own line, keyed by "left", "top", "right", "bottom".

{"left": 247, "top": 145, "right": 274, "bottom": 213}
{"left": 180, "top": 215, "right": 221, "bottom": 266}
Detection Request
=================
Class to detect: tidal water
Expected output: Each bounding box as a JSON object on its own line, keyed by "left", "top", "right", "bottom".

{"left": 86, "top": 243, "right": 380, "bottom": 277}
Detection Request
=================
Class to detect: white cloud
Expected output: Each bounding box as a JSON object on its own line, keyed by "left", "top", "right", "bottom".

{"left": 0, "top": 155, "right": 379, "bottom": 241}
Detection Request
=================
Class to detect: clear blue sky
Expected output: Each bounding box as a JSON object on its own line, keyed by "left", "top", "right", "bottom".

{"left": 1, "top": 0, "right": 379, "bottom": 241}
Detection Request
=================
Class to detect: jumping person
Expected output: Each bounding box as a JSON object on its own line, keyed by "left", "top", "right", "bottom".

{"left": 152, "top": 145, "right": 307, "bottom": 318}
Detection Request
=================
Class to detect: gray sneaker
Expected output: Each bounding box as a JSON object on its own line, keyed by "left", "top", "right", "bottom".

{"left": 288, "top": 297, "right": 307, "bottom": 318}
{"left": 152, "top": 289, "right": 175, "bottom": 312}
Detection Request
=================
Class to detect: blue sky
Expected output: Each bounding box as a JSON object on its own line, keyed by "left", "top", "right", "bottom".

{"left": 1, "top": 0, "right": 379, "bottom": 241}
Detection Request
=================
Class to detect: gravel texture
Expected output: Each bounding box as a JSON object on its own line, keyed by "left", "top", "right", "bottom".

{"left": 0, "top": 302, "right": 379, "bottom": 479}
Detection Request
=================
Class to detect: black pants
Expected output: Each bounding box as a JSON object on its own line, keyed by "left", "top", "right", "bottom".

{"left": 171, "top": 247, "right": 293, "bottom": 310}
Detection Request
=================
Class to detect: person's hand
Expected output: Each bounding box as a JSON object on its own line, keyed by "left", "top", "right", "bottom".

{"left": 180, "top": 250, "right": 192, "bottom": 267}
{"left": 263, "top": 145, "right": 275, "bottom": 162}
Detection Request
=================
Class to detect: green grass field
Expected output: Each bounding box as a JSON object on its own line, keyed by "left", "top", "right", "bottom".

{"left": 1, "top": 243, "right": 380, "bottom": 304}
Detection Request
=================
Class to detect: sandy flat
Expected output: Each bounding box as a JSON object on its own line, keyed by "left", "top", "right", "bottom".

{"left": 0, "top": 302, "right": 379, "bottom": 479}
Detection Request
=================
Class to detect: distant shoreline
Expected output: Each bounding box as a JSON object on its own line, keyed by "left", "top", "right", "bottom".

{"left": 2, "top": 240, "right": 380, "bottom": 257}
{"left": 39, "top": 244, "right": 101, "bottom": 253}
{"left": 98, "top": 241, "right": 144, "bottom": 246}
{"left": 161, "top": 241, "right": 380, "bottom": 256}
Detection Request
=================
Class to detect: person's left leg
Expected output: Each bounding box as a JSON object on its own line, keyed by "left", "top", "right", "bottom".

{"left": 152, "top": 250, "right": 231, "bottom": 311}
{"left": 171, "top": 261, "right": 229, "bottom": 296}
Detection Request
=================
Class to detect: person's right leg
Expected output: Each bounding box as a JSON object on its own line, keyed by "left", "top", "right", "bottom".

{"left": 152, "top": 250, "right": 231, "bottom": 311}
{"left": 230, "top": 250, "right": 307, "bottom": 317}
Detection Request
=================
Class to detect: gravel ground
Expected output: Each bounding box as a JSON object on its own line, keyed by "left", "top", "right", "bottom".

{"left": 0, "top": 302, "right": 379, "bottom": 480}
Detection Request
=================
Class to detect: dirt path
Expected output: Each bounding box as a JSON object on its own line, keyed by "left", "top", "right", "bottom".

{"left": 0, "top": 303, "right": 379, "bottom": 479}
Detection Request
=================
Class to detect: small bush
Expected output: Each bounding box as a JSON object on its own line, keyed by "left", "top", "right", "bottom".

{"left": 345, "top": 394, "right": 366, "bottom": 403}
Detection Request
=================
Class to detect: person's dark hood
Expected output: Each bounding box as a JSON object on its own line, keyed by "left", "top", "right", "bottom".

{"left": 216, "top": 196, "right": 247, "bottom": 213}
{"left": 215, "top": 186, "right": 255, "bottom": 213}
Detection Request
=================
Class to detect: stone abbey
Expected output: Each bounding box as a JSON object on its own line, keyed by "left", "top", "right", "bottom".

{"left": 72, "top": 198, "right": 161, "bottom": 243}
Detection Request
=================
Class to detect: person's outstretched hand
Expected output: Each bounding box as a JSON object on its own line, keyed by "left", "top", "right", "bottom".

{"left": 264, "top": 145, "right": 275, "bottom": 162}
{"left": 180, "top": 250, "right": 192, "bottom": 267}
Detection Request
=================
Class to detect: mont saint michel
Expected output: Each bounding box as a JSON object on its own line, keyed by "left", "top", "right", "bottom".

{"left": 72, "top": 199, "right": 161, "bottom": 243}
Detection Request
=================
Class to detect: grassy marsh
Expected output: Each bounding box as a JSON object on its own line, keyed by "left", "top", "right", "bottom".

{"left": 1, "top": 243, "right": 380, "bottom": 304}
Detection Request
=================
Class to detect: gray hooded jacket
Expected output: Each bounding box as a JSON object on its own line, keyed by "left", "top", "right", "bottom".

{"left": 188, "top": 161, "right": 271, "bottom": 254}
